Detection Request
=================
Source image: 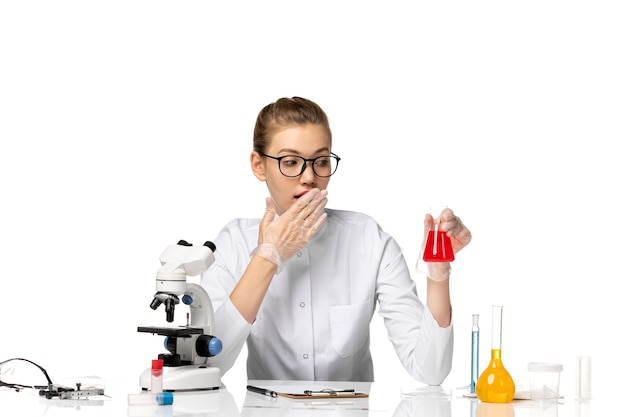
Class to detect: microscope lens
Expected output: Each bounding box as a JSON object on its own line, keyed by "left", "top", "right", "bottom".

{"left": 150, "top": 297, "right": 162, "bottom": 310}
{"left": 165, "top": 300, "right": 175, "bottom": 322}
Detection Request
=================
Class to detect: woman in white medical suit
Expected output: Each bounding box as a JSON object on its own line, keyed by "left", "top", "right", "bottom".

{"left": 202, "top": 97, "right": 472, "bottom": 384}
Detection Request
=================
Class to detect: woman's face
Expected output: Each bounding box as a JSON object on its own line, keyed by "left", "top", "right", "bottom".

{"left": 251, "top": 123, "right": 332, "bottom": 215}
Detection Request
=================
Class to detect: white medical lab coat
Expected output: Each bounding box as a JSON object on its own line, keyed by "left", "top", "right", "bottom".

{"left": 202, "top": 209, "right": 453, "bottom": 383}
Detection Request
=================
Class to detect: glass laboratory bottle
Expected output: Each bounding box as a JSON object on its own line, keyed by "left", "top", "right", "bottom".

{"left": 476, "top": 305, "right": 515, "bottom": 403}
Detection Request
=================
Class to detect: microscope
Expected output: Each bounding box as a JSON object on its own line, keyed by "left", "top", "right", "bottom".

{"left": 137, "top": 240, "right": 223, "bottom": 391}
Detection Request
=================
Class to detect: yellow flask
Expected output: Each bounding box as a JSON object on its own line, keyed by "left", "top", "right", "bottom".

{"left": 476, "top": 305, "right": 515, "bottom": 403}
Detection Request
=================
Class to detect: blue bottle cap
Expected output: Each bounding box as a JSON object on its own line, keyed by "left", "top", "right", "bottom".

{"left": 156, "top": 392, "right": 174, "bottom": 405}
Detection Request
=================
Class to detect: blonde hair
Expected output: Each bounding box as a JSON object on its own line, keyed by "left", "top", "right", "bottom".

{"left": 253, "top": 97, "right": 332, "bottom": 153}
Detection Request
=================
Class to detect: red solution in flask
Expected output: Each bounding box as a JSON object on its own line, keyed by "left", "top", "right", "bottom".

{"left": 423, "top": 229, "right": 455, "bottom": 262}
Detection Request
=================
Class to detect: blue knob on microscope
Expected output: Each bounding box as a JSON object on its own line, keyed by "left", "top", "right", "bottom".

{"left": 208, "top": 337, "right": 223, "bottom": 356}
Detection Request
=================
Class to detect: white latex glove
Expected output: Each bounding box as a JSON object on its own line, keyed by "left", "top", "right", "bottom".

{"left": 253, "top": 188, "right": 328, "bottom": 271}
{"left": 416, "top": 208, "right": 472, "bottom": 281}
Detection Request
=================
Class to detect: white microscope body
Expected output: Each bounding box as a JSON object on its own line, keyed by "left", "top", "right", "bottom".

{"left": 138, "top": 240, "right": 222, "bottom": 391}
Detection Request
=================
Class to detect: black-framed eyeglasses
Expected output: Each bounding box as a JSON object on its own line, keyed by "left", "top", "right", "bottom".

{"left": 259, "top": 152, "right": 341, "bottom": 178}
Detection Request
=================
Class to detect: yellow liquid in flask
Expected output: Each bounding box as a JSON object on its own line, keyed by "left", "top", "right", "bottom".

{"left": 476, "top": 349, "right": 515, "bottom": 403}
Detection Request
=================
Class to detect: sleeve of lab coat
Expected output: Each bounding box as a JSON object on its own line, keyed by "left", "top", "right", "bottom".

{"left": 201, "top": 220, "right": 255, "bottom": 375}
{"left": 376, "top": 235, "right": 454, "bottom": 385}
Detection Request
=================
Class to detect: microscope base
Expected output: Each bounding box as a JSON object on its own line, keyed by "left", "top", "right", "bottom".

{"left": 139, "top": 365, "right": 221, "bottom": 391}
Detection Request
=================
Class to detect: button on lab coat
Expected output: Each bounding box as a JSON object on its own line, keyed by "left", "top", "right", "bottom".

{"left": 202, "top": 209, "right": 453, "bottom": 383}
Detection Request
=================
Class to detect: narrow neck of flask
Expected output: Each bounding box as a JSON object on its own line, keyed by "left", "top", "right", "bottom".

{"left": 491, "top": 348, "right": 503, "bottom": 360}
{"left": 491, "top": 305, "right": 503, "bottom": 350}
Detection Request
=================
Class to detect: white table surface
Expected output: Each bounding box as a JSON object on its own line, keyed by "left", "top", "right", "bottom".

{"left": 0, "top": 374, "right": 610, "bottom": 417}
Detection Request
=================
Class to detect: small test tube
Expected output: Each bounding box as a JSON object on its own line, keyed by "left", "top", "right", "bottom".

{"left": 576, "top": 355, "right": 592, "bottom": 400}
{"left": 151, "top": 359, "right": 163, "bottom": 393}
{"left": 127, "top": 392, "right": 174, "bottom": 406}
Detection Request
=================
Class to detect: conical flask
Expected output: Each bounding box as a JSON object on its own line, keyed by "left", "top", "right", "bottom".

{"left": 476, "top": 305, "right": 515, "bottom": 403}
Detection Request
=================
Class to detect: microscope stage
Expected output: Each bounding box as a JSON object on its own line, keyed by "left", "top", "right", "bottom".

{"left": 137, "top": 326, "right": 204, "bottom": 337}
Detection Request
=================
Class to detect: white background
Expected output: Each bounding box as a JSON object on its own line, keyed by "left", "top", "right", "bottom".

{"left": 1, "top": 0, "right": 624, "bottom": 402}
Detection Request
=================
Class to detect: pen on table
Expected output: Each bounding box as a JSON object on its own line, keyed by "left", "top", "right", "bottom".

{"left": 246, "top": 385, "right": 278, "bottom": 398}
{"left": 304, "top": 389, "right": 356, "bottom": 397}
